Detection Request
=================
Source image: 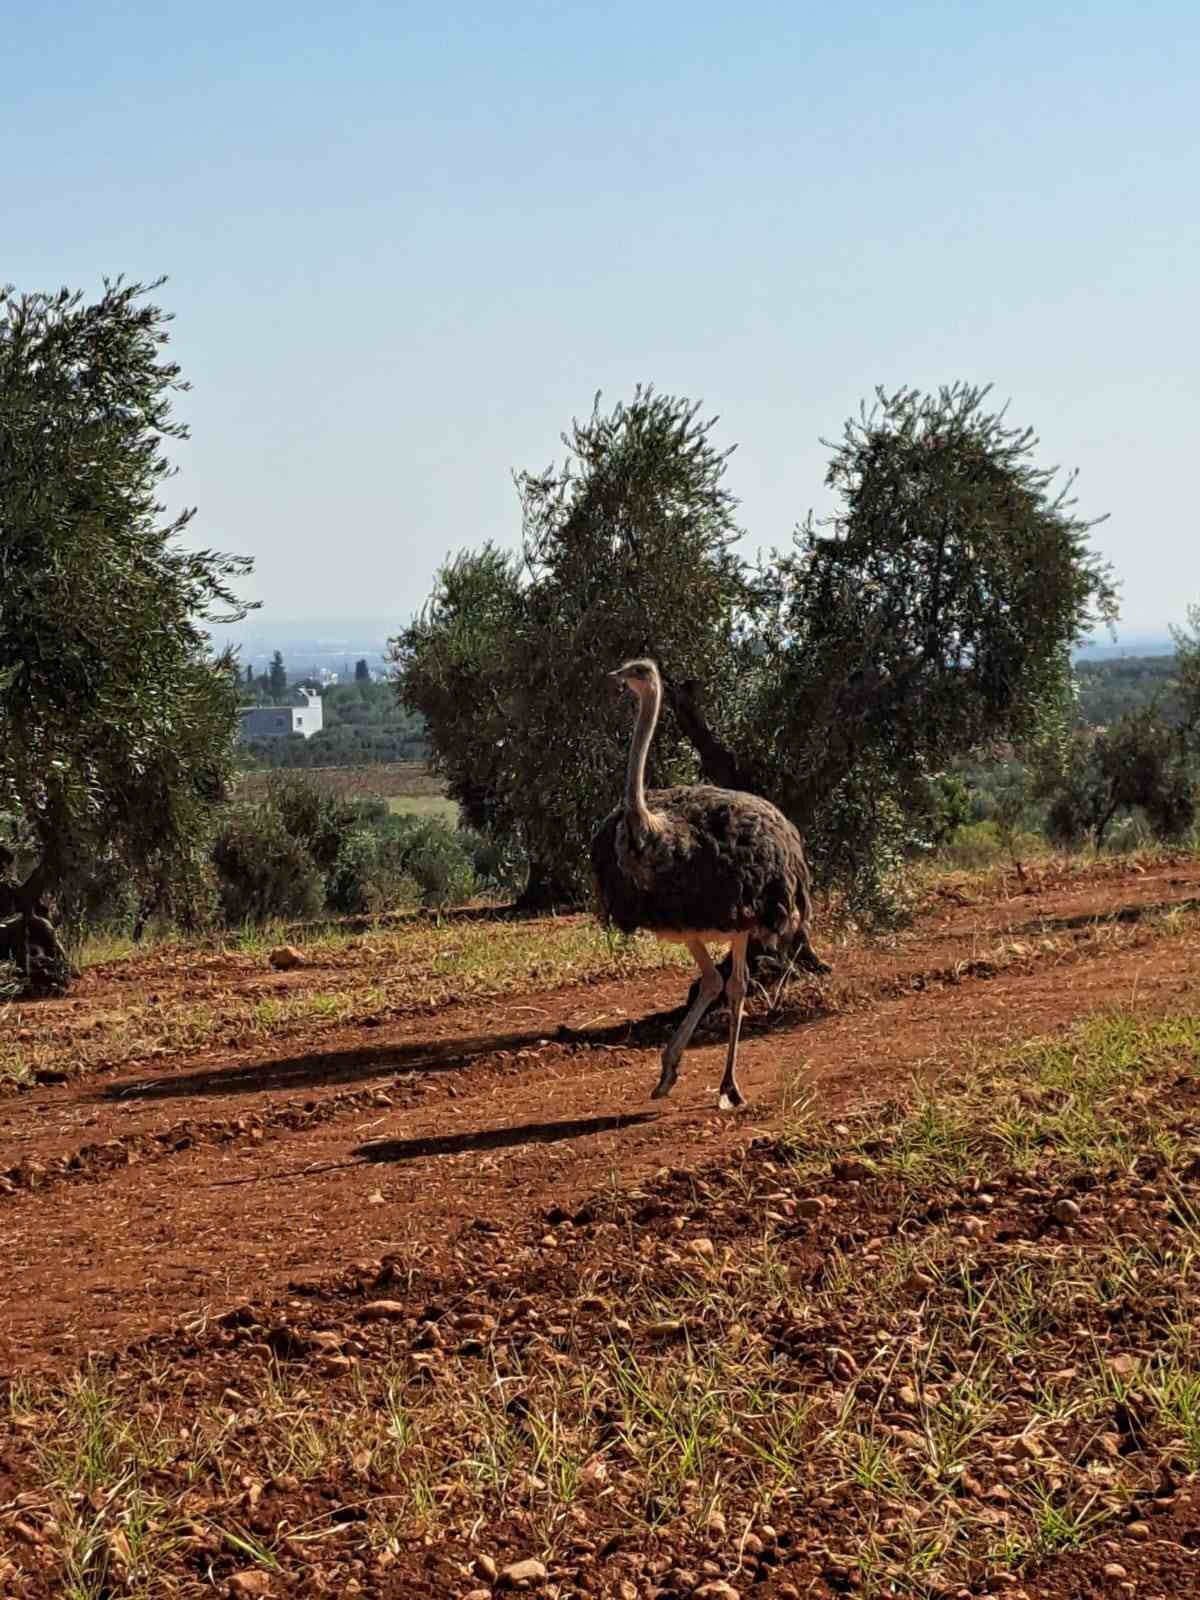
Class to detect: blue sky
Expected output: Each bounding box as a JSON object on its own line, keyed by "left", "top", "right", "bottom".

{"left": 4, "top": 0, "right": 1197, "bottom": 637}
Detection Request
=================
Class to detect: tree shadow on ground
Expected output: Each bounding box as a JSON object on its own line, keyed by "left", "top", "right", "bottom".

{"left": 353, "top": 1109, "right": 660, "bottom": 1165}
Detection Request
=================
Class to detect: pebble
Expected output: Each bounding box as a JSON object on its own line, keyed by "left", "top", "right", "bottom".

{"left": 474, "top": 1553, "right": 499, "bottom": 1582}
{"left": 501, "top": 1557, "right": 548, "bottom": 1587}
{"left": 1103, "top": 1563, "right": 1128, "bottom": 1580}
{"left": 227, "top": 1573, "right": 274, "bottom": 1598}
{"left": 356, "top": 1300, "right": 407, "bottom": 1322}
{"left": 268, "top": 945, "right": 305, "bottom": 970}
{"left": 1052, "top": 1197, "right": 1082, "bottom": 1225}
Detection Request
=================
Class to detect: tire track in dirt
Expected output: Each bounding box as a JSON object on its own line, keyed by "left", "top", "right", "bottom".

{"left": 1, "top": 901, "right": 1197, "bottom": 1374}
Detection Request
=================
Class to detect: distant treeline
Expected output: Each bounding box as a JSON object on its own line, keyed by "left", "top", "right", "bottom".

{"left": 235, "top": 655, "right": 1178, "bottom": 772}
{"left": 1073, "top": 655, "right": 1182, "bottom": 728}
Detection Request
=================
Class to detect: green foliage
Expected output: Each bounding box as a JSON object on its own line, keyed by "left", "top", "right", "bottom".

{"left": 1074, "top": 655, "right": 1180, "bottom": 727}
{"left": 1171, "top": 605, "right": 1200, "bottom": 739}
{"left": 1038, "top": 710, "right": 1195, "bottom": 849}
{"left": 268, "top": 650, "right": 287, "bottom": 700}
{"left": 211, "top": 774, "right": 481, "bottom": 924}
{"left": 211, "top": 808, "right": 325, "bottom": 925}
{"left": 382, "top": 815, "right": 477, "bottom": 908}
{"left": 739, "top": 385, "right": 1116, "bottom": 912}
{"left": 396, "top": 387, "right": 751, "bottom": 903}
{"left": 263, "top": 771, "right": 385, "bottom": 875}
{"left": 325, "top": 827, "right": 421, "bottom": 915}
{"left": 0, "top": 279, "right": 252, "bottom": 935}
{"left": 401, "top": 383, "right": 1117, "bottom": 923}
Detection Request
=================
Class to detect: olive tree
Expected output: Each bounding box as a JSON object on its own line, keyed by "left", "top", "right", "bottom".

{"left": 676, "top": 385, "right": 1119, "bottom": 918}
{"left": 0, "top": 280, "right": 252, "bottom": 986}
{"left": 395, "top": 388, "right": 753, "bottom": 905}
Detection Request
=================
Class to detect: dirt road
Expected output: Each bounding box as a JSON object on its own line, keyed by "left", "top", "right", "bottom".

{"left": 2, "top": 862, "right": 1198, "bottom": 1373}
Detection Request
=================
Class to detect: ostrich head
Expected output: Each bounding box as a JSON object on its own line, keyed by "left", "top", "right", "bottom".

{"left": 607, "top": 658, "right": 661, "bottom": 702}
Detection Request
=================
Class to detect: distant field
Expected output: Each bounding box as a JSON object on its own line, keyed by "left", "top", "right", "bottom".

{"left": 236, "top": 761, "right": 449, "bottom": 804}
{"left": 385, "top": 792, "right": 459, "bottom": 824}
{"left": 236, "top": 761, "right": 460, "bottom": 825}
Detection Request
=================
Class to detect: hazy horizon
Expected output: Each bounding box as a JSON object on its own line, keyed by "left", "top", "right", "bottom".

{"left": 5, "top": 1, "right": 1197, "bottom": 637}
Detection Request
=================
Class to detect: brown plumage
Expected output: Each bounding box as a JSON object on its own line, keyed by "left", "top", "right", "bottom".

{"left": 590, "top": 657, "right": 828, "bottom": 1109}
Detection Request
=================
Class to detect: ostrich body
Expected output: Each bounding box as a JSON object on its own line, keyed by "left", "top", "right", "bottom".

{"left": 590, "top": 658, "right": 828, "bottom": 1110}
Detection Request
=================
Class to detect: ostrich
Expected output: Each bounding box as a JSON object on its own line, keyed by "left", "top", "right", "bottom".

{"left": 590, "top": 658, "right": 829, "bottom": 1110}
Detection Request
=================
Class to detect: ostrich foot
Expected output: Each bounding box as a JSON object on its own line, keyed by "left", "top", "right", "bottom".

{"left": 717, "top": 1082, "right": 745, "bottom": 1112}
{"left": 651, "top": 1058, "right": 679, "bottom": 1099}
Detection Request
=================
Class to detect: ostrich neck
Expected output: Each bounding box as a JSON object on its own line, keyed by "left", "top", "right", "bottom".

{"left": 624, "top": 683, "right": 660, "bottom": 833}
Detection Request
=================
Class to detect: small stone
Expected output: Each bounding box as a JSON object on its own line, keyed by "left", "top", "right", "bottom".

{"left": 464, "top": 1591, "right": 492, "bottom": 1600}
{"left": 501, "top": 1557, "right": 548, "bottom": 1587}
{"left": 897, "top": 1384, "right": 919, "bottom": 1409}
{"left": 474, "top": 1552, "right": 499, "bottom": 1582}
{"left": 795, "top": 1197, "right": 825, "bottom": 1219}
{"left": 268, "top": 945, "right": 305, "bottom": 970}
{"left": 357, "top": 1300, "right": 407, "bottom": 1322}
{"left": 688, "top": 1236, "right": 716, "bottom": 1260}
{"left": 228, "top": 1573, "right": 274, "bottom": 1599}
{"left": 1052, "top": 1197, "right": 1081, "bottom": 1225}
{"left": 1127, "top": 1521, "right": 1151, "bottom": 1540}
{"left": 617, "top": 1582, "right": 638, "bottom": 1600}
{"left": 1103, "top": 1564, "right": 1127, "bottom": 1581}
{"left": 321, "top": 1354, "right": 353, "bottom": 1376}
{"left": 459, "top": 1312, "right": 498, "bottom": 1333}
{"left": 694, "top": 1584, "right": 740, "bottom": 1599}
{"left": 366, "top": 1190, "right": 386, "bottom": 1206}
{"left": 904, "top": 1269, "right": 934, "bottom": 1294}
{"left": 706, "top": 1509, "right": 727, "bottom": 1539}
{"left": 307, "top": 1330, "right": 344, "bottom": 1352}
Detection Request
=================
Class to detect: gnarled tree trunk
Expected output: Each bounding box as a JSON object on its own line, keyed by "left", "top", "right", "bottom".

{"left": 0, "top": 854, "right": 73, "bottom": 996}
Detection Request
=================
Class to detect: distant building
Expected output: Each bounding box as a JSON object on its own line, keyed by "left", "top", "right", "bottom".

{"left": 237, "top": 687, "right": 324, "bottom": 742}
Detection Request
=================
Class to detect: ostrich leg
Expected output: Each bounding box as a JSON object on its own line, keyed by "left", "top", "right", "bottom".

{"left": 717, "top": 932, "right": 751, "bottom": 1111}
{"left": 652, "top": 938, "right": 723, "bottom": 1100}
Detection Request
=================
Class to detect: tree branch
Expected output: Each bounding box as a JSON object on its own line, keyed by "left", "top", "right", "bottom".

{"left": 664, "top": 677, "right": 764, "bottom": 795}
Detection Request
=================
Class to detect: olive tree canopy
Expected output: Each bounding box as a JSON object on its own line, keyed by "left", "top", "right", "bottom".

{"left": 0, "top": 279, "right": 252, "bottom": 985}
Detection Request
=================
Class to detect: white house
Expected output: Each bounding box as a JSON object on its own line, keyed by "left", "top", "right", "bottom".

{"left": 237, "top": 687, "right": 324, "bottom": 742}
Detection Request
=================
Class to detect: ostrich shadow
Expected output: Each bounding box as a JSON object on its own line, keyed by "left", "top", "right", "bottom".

{"left": 352, "top": 1109, "right": 659, "bottom": 1165}
{"left": 97, "top": 1003, "right": 693, "bottom": 1105}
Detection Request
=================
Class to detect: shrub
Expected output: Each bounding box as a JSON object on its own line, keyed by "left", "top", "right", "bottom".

{"left": 326, "top": 827, "right": 421, "bottom": 916}
{"left": 458, "top": 826, "right": 527, "bottom": 897}
{"left": 380, "top": 816, "right": 477, "bottom": 909}
{"left": 212, "top": 808, "right": 324, "bottom": 925}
